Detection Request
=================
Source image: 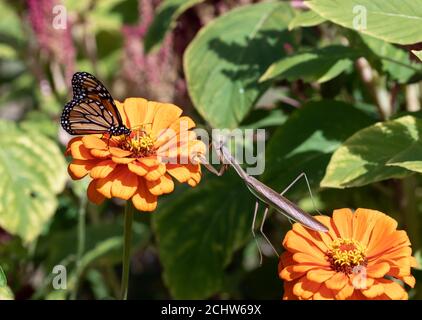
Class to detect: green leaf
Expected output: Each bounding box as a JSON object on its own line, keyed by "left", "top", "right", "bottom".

{"left": 413, "top": 50, "right": 422, "bottom": 62}
{"left": 88, "top": 0, "right": 128, "bottom": 32}
{"left": 288, "top": 10, "right": 326, "bottom": 30}
{"left": 321, "top": 116, "right": 419, "bottom": 188}
{"left": 184, "top": 2, "right": 294, "bottom": 128}
{"left": 20, "top": 111, "right": 58, "bottom": 139}
{"left": 153, "top": 174, "right": 255, "bottom": 299}
{"left": 307, "top": 0, "right": 422, "bottom": 45}
{"left": 144, "top": 0, "right": 205, "bottom": 53}
{"left": 0, "top": 286, "right": 14, "bottom": 300}
{"left": 0, "top": 265, "right": 6, "bottom": 287}
{"left": 359, "top": 34, "right": 420, "bottom": 83}
{"left": 260, "top": 46, "right": 358, "bottom": 83}
{"left": 240, "top": 108, "right": 288, "bottom": 129}
{"left": 43, "top": 220, "right": 150, "bottom": 270}
{"left": 0, "top": 121, "right": 67, "bottom": 243}
{"left": 0, "top": 1, "right": 24, "bottom": 43}
{"left": 0, "top": 43, "right": 17, "bottom": 59}
{"left": 387, "top": 143, "right": 422, "bottom": 173}
{"left": 263, "top": 101, "right": 374, "bottom": 195}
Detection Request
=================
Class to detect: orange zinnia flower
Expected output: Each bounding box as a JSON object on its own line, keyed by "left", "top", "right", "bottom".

{"left": 66, "top": 97, "right": 206, "bottom": 211}
{"left": 279, "top": 208, "right": 417, "bottom": 300}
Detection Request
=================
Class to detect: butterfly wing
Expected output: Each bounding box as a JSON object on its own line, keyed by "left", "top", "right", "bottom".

{"left": 61, "top": 72, "right": 129, "bottom": 136}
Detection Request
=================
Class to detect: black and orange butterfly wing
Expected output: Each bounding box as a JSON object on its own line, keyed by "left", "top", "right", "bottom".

{"left": 61, "top": 72, "right": 130, "bottom": 136}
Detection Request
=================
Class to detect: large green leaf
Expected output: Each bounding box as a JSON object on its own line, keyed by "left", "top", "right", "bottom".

{"left": 184, "top": 2, "right": 294, "bottom": 128}
{"left": 263, "top": 101, "right": 374, "bottom": 195}
{"left": 0, "top": 121, "right": 67, "bottom": 243}
{"left": 260, "top": 45, "right": 359, "bottom": 83}
{"left": 33, "top": 220, "right": 150, "bottom": 299}
{"left": 0, "top": 265, "right": 6, "bottom": 287}
{"left": 359, "top": 34, "right": 420, "bottom": 83}
{"left": 321, "top": 116, "right": 419, "bottom": 188}
{"left": 413, "top": 50, "right": 422, "bottom": 62}
{"left": 144, "top": 0, "right": 205, "bottom": 53}
{"left": 153, "top": 173, "right": 254, "bottom": 299}
{"left": 0, "top": 286, "right": 14, "bottom": 300}
{"left": 88, "top": 0, "right": 129, "bottom": 32}
{"left": 0, "top": 1, "right": 24, "bottom": 44}
{"left": 307, "top": 0, "right": 422, "bottom": 45}
{"left": 288, "top": 10, "right": 326, "bottom": 30}
{"left": 0, "top": 263, "right": 13, "bottom": 300}
{"left": 43, "top": 220, "right": 150, "bottom": 270}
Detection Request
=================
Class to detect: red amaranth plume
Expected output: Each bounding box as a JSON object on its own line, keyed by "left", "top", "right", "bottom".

{"left": 121, "top": 0, "right": 176, "bottom": 101}
{"left": 27, "top": 0, "right": 75, "bottom": 82}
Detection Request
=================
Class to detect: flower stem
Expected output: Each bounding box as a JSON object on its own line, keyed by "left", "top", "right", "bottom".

{"left": 120, "top": 201, "right": 134, "bottom": 300}
{"left": 71, "top": 195, "right": 87, "bottom": 300}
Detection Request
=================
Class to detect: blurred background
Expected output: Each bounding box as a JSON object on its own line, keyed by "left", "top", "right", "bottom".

{"left": 0, "top": 0, "right": 421, "bottom": 300}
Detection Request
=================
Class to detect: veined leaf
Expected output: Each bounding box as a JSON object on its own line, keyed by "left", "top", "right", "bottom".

{"left": 144, "top": 0, "right": 205, "bottom": 53}
{"left": 0, "top": 121, "right": 67, "bottom": 243}
{"left": 184, "top": 2, "right": 294, "bottom": 128}
{"left": 43, "top": 220, "right": 150, "bottom": 270}
{"left": 288, "top": 10, "right": 326, "bottom": 30}
{"left": 260, "top": 45, "right": 359, "bottom": 83}
{"left": 0, "top": 265, "right": 6, "bottom": 287}
{"left": 321, "top": 116, "right": 419, "bottom": 188}
{"left": 0, "top": 286, "right": 14, "bottom": 300}
{"left": 0, "top": 1, "right": 24, "bottom": 43}
{"left": 307, "top": 0, "right": 422, "bottom": 45}
{"left": 153, "top": 173, "right": 254, "bottom": 299}
{"left": 263, "top": 101, "right": 374, "bottom": 195}
{"left": 413, "top": 50, "right": 422, "bottom": 62}
{"left": 359, "top": 34, "right": 420, "bottom": 83}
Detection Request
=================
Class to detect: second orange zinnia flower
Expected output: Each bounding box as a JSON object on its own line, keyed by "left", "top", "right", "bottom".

{"left": 66, "top": 97, "right": 206, "bottom": 212}
{"left": 279, "top": 208, "right": 417, "bottom": 300}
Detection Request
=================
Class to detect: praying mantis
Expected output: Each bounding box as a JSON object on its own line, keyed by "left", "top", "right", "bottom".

{"left": 196, "top": 135, "right": 328, "bottom": 263}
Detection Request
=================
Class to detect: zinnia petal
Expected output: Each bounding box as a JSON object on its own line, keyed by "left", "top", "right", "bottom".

{"left": 90, "top": 160, "right": 117, "bottom": 179}
{"left": 128, "top": 161, "right": 149, "bottom": 176}
{"left": 132, "top": 178, "right": 157, "bottom": 212}
{"left": 361, "top": 282, "right": 384, "bottom": 298}
{"left": 306, "top": 269, "right": 335, "bottom": 283}
{"left": 366, "top": 262, "right": 390, "bottom": 278}
{"left": 120, "top": 97, "right": 148, "bottom": 129}
{"left": 325, "top": 272, "right": 348, "bottom": 291}
{"left": 110, "top": 170, "right": 138, "bottom": 200}
{"left": 68, "top": 160, "right": 97, "bottom": 179}
{"left": 146, "top": 174, "right": 175, "bottom": 196}
{"left": 332, "top": 208, "right": 353, "bottom": 238}
{"left": 82, "top": 135, "right": 107, "bottom": 150}
{"left": 335, "top": 283, "right": 354, "bottom": 300}
{"left": 70, "top": 140, "right": 95, "bottom": 160}
{"left": 87, "top": 180, "right": 105, "bottom": 205}
{"left": 151, "top": 103, "right": 182, "bottom": 137}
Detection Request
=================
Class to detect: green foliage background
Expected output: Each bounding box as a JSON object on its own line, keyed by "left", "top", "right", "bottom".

{"left": 0, "top": 0, "right": 422, "bottom": 300}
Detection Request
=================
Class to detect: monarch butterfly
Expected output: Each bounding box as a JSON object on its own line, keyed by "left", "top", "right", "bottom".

{"left": 61, "top": 72, "right": 131, "bottom": 137}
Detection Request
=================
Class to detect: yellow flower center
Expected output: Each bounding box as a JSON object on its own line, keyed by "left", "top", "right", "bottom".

{"left": 116, "top": 128, "right": 156, "bottom": 157}
{"left": 326, "top": 238, "right": 367, "bottom": 274}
